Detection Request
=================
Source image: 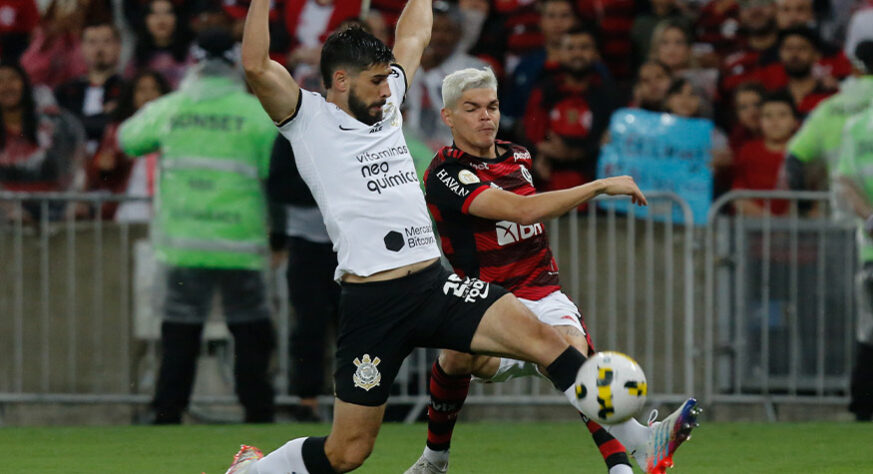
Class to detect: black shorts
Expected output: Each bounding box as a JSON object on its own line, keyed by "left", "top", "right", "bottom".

{"left": 334, "top": 260, "right": 508, "bottom": 406}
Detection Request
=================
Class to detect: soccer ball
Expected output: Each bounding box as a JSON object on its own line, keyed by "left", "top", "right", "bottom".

{"left": 573, "top": 351, "right": 648, "bottom": 425}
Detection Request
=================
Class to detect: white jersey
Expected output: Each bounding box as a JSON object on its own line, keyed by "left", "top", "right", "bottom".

{"left": 278, "top": 65, "right": 440, "bottom": 280}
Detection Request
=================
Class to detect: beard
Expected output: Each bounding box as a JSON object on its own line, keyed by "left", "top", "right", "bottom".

{"left": 784, "top": 62, "right": 812, "bottom": 79}
{"left": 348, "top": 87, "right": 385, "bottom": 126}
{"left": 563, "top": 63, "right": 594, "bottom": 80}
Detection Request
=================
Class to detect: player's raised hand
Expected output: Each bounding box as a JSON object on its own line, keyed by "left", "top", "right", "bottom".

{"left": 600, "top": 176, "right": 648, "bottom": 206}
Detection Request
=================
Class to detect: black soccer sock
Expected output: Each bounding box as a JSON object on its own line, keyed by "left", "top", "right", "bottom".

{"left": 581, "top": 412, "right": 633, "bottom": 470}
{"left": 546, "top": 346, "right": 587, "bottom": 391}
{"left": 425, "top": 361, "right": 471, "bottom": 452}
{"left": 302, "top": 436, "right": 337, "bottom": 474}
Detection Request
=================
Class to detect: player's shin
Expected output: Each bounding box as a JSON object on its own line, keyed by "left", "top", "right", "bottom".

{"left": 422, "top": 361, "right": 471, "bottom": 469}
{"left": 545, "top": 346, "right": 589, "bottom": 408}
{"left": 581, "top": 414, "right": 634, "bottom": 474}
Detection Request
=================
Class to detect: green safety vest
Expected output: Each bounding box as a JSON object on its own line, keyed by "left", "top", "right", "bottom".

{"left": 789, "top": 76, "right": 873, "bottom": 171}
{"left": 119, "top": 75, "right": 277, "bottom": 269}
{"left": 836, "top": 104, "right": 873, "bottom": 262}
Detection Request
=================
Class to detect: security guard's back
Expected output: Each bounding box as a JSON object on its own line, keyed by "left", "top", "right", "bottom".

{"left": 119, "top": 28, "right": 278, "bottom": 424}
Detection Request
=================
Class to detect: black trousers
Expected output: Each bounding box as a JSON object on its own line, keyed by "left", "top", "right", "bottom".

{"left": 850, "top": 342, "right": 873, "bottom": 420}
{"left": 286, "top": 237, "right": 340, "bottom": 399}
{"left": 152, "top": 267, "right": 275, "bottom": 424}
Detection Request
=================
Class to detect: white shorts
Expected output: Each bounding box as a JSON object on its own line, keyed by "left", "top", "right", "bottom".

{"left": 480, "top": 290, "right": 587, "bottom": 383}
{"left": 517, "top": 290, "right": 585, "bottom": 335}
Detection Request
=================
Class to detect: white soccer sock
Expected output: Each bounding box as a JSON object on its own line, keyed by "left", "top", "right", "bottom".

{"left": 422, "top": 446, "right": 450, "bottom": 470}
{"left": 251, "top": 438, "right": 310, "bottom": 474}
{"left": 603, "top": 418, "right": 650, "bottom": 455}
{"left": 609, "top": 464, "right": 634, "bottom": 474}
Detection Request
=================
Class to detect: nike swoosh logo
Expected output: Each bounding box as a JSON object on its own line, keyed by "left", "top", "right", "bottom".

{"left": 338, "top": 125, "right": 355, "bottom": 131}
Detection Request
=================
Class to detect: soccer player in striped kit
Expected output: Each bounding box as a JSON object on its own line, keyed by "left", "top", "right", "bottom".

{"left": 406, "top": 67, "right": 700, "bottom": 474}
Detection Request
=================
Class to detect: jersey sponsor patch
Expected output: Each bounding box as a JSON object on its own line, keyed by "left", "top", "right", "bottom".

{"left": 458, "top": 169, "right": 480, "bottom": 185}
{"left": 495, "top": 220, "right": 544, "bottom": 246}
{"left": 442, "top": 273, "right": 491, "bottom": 303}
{"left": 435, "top": 167, "right": 472, "bottom": 198}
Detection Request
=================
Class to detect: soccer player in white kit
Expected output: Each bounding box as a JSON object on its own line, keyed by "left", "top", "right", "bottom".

{"left": 230, "top": 1, "right": 647, "bottom": 472}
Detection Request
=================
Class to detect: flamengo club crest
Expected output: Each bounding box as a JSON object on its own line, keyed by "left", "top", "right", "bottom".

{"left": 353, "top": 354, "right": 382, "bottom": 391}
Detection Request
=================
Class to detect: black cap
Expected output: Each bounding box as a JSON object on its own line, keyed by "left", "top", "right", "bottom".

{"left": 196, "top": 27, "right": 236, "bottom": 61}
{"left": 856, "top": 40, "right": 873, "bottom": 74}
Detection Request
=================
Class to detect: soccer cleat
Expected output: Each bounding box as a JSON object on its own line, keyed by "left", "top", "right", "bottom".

{"left": 225, "top": 445, "right": 263, "bottom": 474}
{"left": 404, "top": 455, "right": 449, "bottom": 474}
{"left": 637, "top": 398, "right": 700, "bottom": 474}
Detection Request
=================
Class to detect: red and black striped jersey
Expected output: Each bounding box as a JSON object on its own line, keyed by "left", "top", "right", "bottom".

{"left": 423, "top": 140, "right": 560, "bottom": 301}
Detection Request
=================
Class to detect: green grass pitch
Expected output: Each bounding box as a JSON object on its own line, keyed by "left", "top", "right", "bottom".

{"left": 2, "top": 422, "right": 868, "bottom": 472}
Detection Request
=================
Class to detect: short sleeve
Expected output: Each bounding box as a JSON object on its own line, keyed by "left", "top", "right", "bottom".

{"left": 425, "top": 162, "right": 490, "bottom": 214}
{"left": 788, "top": 108, "right": 823, "bottom": 162}
{"left": 388, "top": 64, "right": 408, "bottom": 105}
{"left": 276, "top": 88, "right": 316, "bottom": 139}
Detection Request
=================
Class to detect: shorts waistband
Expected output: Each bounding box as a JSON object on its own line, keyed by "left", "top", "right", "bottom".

{"left": 340, "top": 260, "right": 444, "bottom": 291}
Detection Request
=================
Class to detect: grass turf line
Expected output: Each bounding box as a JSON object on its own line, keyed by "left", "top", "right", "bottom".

{"left": 1, "top": 422, "right": 868, "bottom": 473}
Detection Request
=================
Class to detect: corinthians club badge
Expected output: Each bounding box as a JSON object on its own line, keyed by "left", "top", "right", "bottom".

{"left": 353, "top": 354, "right": 382, "bottom": 391}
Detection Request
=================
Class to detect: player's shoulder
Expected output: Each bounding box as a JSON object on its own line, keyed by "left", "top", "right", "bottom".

{"left": 499, "top": 140, "right": 533, "bottom": 165}
{"left": 424, "top": 146, "right": 461, "bottom": 181}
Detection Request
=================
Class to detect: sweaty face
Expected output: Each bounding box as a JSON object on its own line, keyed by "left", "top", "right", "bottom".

{"left": 560, "top": 33, "right": 598, "bottom": 76}
{"left": 147, "top": 0, "right": 177, "bottom": 45}
{"left": 446, "top": 88, "right": 500, "bottom": 152}
{"left": 540, "top": 1, "right": 577, "bottom": 46}
{"left": 347, "top": 64, "right": 391, "bottom": 126}
{"left": 779, "top": 35, "right": 818, "bottom": 78}
{"left": 760, "top": 102, "right": 797, "bottom": 143}
{"left": 82, "top": 26, "right": 121, "bottom": 72}
{"left": 776, "top": 0, "right": 813, "bottom": 30}
{"left": 656, "top": 27, "right": 690, "bottom": 71}
{"left": 0, "top": 67, "right": 24, "bottom": 110}
{"left": 735, "top": 90, "right": 763, "bottom": 131}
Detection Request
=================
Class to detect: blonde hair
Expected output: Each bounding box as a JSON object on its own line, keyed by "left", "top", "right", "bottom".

{"left": 441, "top": 67, "right": 498, "bottom": 109}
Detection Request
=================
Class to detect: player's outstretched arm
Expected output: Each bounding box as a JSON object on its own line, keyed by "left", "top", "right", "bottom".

{"left": 468, "top": 176, "right": 647, "bottom": 225}
{"left": 241, "top": 0, "right": 300, "bottom": 123}
{"left": 392, "top": 0, "right": 433, "bottom": 86}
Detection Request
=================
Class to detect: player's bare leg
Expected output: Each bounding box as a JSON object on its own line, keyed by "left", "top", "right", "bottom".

{"left": 239, "top": 399, "right": 385, "bottom": 473}
{"left": 408, "top": 324, "right": 635, "bottom": 474}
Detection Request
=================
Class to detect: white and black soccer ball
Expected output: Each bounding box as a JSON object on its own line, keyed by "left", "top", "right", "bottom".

{"left": 573, "top": 351, "right": 648, "bottom": 425}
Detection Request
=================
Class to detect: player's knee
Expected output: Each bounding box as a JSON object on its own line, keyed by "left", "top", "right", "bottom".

{"left": 329, "top": 436, "right": 374, "bottom": 472}
{"left": 439, "top": 350, "right": 475, "bottom": 375}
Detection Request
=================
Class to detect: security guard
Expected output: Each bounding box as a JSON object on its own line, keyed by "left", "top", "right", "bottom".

{"left": 120, "top": 28, "right": 278, "bottom": 424}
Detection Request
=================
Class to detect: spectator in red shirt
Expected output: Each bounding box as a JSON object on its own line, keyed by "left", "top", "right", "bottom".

{"left": 576, "top": 0, "right": 638, "bottom": 79}
{"left": 125, "top": 0, "right": 194, "bottom": 89}
{"left": 88, "top": 70, "right": 170, "bottom": 220}
{"left": 0, "top": 62, "right": 86, "bottom": 221}
{"left": 720, "top": 0, "right": 779, "bottom": 94}
{"left": 729, "top": 81, "right": 765, "bottom": 153}
{"left": 630, "top": 60, "right": 672, "bottom": 111}
{"left": 502, "top": 0, "right": 578, "bottom": 128}
{"left": 524, "top": 25, "right": 618, "bottom": 191}
{"left": 732, "top": 92, "right": 799, "bottom": 215}
{"left": 0, "top": 0, "right": 40, "bottom": 62}
{"left": 762, "top": 26, "right": 836, "bottom": 116}
{"left": 695, "top": 0, "right": 741, "bottom": 58}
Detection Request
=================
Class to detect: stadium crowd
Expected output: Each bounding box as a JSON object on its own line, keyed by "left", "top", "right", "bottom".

{"left": 2, "top": 0, "right": 873, "bottom": 220}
